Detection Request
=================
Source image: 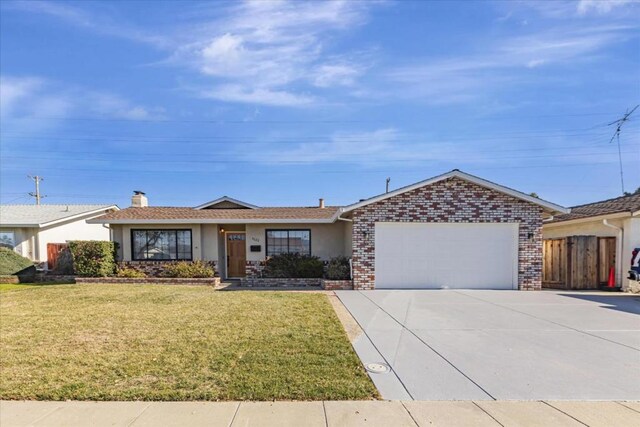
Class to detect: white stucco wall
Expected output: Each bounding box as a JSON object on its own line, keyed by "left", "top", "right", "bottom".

{"left": 37, "top": 217, "right": 111, "bottom": 265}
{"left": 2, "top": 215, "right": 111, "bottom": 265}
{"left": 0, "top": 227, "right": 36, "bottom": 260}
{"left": 543, "top": 215, "right": 639, "bottom": 287}
{"left": 108, "top": 221, "right": 350, "bottom": 276}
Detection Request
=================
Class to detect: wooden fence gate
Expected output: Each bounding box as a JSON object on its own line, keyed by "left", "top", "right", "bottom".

{"left": 543, "top": 236, "right": 616, "bottom": 289}
{"left": 47, "top": 243, "right": 68, "bottom": 271}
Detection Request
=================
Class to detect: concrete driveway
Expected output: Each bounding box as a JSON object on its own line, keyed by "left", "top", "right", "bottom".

{"left": 336, "top": 290, "right": 640, "bottom": 401}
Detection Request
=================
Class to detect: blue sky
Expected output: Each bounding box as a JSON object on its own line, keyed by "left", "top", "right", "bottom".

{"left": 1, "top": 0, "right": 639, "bottom": 209}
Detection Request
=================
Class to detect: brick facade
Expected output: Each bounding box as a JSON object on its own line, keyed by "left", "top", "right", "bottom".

{"left": 245, "top": 260, "right": 265, "bottom": 278}
{"left": 76, "top": 277, "right": 220, "bottom": 286}
{"left": 321, "top": 279, "right": 354, "bottom": 290}
{"left": 351, "top": 177, "right": 543, "bottom": 290}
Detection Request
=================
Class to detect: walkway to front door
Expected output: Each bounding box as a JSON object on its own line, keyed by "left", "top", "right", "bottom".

{"left": 226, "top": 232, "right": 246, "bottom": 278}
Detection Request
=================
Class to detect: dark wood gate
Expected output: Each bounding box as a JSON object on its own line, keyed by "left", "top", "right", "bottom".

{"left": 47, "top": 243, "right": 68, "bottom": 271}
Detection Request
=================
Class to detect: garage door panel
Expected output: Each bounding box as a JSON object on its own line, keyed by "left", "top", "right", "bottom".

{"left": 375, "top": 223, "right": 518, "bottom": 290}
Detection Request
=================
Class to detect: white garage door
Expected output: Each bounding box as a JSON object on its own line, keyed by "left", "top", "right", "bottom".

{"left": 375, "top": 222, "right": 519, "bottom": 289}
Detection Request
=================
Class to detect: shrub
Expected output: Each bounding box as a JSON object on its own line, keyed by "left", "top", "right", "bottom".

{"left": 325, "top": 256, "right": 351, "bottom": 280}
{"left": 262, "top": 253, "right": 324, "bottom": 278}
{"left": 0, "top": 247, "right": 34, "bottom": 276}
{"left": 162, "top": 261, "right": 215, "bottom": 278}
{"left": 116, "top": 267, "right": 146, "bottom": 278}
{"left": 53, "top": 247, "right": 74, "bottom": 274}
{"left": 68, "top": 241, "right": 117, "bottom": 277}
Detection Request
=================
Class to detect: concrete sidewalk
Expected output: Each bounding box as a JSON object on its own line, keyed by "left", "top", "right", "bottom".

{"left": 3, "top": 400, "right": 640, "bottom": 427}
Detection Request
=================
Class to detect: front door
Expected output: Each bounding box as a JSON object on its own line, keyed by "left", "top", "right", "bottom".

{"left": 226, "top": 233, "right": 246, "bottom": 277}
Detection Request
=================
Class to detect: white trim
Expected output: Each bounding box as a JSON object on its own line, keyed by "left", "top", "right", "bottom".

{"left": 224, "top": 231, "right": 247, "bottom": 279}
{"left": 88, "top": 218, "right": 337, "bottom": 225}
{"left": 543, "top": 212, "right": 631, "bottom": 228}
{"left": 194, "top": 196, "right": 258, "bottom": 210}
{"left": 340, "top": 170, "right": 569, "bottom": 214}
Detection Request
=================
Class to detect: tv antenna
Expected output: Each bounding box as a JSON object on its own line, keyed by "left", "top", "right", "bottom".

{"left": 608, "top": 105, "right": 638, "bottom": 195}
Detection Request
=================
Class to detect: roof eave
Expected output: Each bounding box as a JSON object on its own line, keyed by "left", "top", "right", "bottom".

{"left": 1, "top": 205, "right": 119, "bottom": 229}
{"left": 39, "top": 205, "right": 120, "bottom": 228}
{"left": 341, "top": 170, "right": 569, "bottom": 214}
{"left": 543, "top": 211, "right": 632, "bottom": 228}
{"left": 88, "top": 218, "right": 337, "bottom": 225}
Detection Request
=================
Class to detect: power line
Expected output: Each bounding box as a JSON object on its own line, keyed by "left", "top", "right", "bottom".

{"left": 2, "top": 149, "right": 637, "bottom": 166}
{"left": 0, "top": 161, "right": 626, "bottom": 177}
{"left": 2, "top": 111, "right": 626, "bottom": 124}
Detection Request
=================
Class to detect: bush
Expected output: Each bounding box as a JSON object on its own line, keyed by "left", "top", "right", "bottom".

{"left": 53, "top": 247, "right": 74, "bottom": 275}
{"left": 0, "top": 247, "right": 34, "bottom": 276}
{"left": 116, "top": 267, "right": 146, "bottom": 278}
{"left": 262, "top": 253, "right": 324, "bottom": 278}
{"left": 325, "top": 256, "right": 351, "bottom": 280}
{"left": 68, "top": 241, "right": 117, "bottom": 277}
{"left": 162, "top": 261, "right": 215, "bottom": 278}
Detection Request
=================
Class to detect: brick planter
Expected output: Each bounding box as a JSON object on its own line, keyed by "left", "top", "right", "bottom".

{"left": 118, "top": 261, "right": 218, "bottom": 277}
{"left": 240, "top": 277, "right": 322, "bottom": 287}
{"left": 75, "top": 277, "right": 220, "bottom": 286}
{"left": 0, "top": 275, "right": 20, "bottom": 284}
{"left": 321, "top": 279, "right": 353, "bottom": 290}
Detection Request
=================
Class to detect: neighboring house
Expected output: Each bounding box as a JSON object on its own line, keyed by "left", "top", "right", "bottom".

{"left": 0, "top": 204, "right": 119, "bottom": 269}
{"left": 542, "top": 193, "right": 640, "bottom": 291}
{"left": 90, "top": 170, "right": 567, "bottom": 290}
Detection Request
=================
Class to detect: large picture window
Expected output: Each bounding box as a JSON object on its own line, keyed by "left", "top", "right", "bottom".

{"left": 131, "top": 229, "right": 192, "bottom": 261}
{"left": 266, "top": 229, "right": 311, "bottom": 257}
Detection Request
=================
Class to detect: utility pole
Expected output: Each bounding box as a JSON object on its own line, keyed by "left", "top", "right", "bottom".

{"left": 608, "top": 105, "right": 639, "bottom": 195}
{"left": 386, "top": 177, "right": 391, "bottom": 193}
{"left": 28, "top": 175, "right": 45, "bottom": 205}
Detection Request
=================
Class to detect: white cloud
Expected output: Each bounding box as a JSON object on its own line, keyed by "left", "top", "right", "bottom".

{"left": 201, "top": 85, "right": 315, "bottom": 107}
{"left": 0, "top": 76, "right": 163, "bottom": 121}
{"left": 312, "top": 63, "right": 362, "bottom": 87}
{"left": 168, "top": 0, "right": 376, "bottom": 106}
{"left": 384, "top": 24, "right": 635, "bottom": 104}
{"left": 4, "top": 0, "right": 169, "bottom": 47}
{"left": 577, "top": 0, "right": 634, "bottom": 15}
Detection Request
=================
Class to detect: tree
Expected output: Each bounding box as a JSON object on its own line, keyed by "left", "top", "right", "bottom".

{"left": 623, "top": 187, "right": 640, "bottom": 196}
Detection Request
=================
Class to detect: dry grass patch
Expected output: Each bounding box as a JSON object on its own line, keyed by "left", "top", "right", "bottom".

{"left": 0, "top": 284, "right": 377, "bottom": 401}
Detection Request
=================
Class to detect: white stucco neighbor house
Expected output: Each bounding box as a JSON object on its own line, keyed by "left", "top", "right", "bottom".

{"left": 543, "top": 193, "right": 640, "bottom": 291}
{"left": 89, "top": 170, "right": 569, "bottom": 290}
{"left": 0, "top": 204, "right": 119, "bottom": 269}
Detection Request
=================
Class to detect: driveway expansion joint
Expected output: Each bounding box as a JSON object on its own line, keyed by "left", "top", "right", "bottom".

{"left": 358, "top": 290, "right": 496, "bottom": 401}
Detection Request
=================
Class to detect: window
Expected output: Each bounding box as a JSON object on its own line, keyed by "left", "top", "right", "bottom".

{"left": 266, "top": 229, "right": 311, "bottom": 256}
{"left": 0, "top": 231, "right": 15, "bottom": 249}
{"left": 131, "top": 229, "right": 192, "bottom": 261}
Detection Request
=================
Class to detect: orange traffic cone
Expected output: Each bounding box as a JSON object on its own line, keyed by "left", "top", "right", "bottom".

{"left": 607, "top": 267, "right": 616, "bottom": 288}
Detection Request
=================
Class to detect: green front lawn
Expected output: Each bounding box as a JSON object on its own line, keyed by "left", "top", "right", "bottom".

{"left": 0, "top": 284, "right": 377, "bottom": 401}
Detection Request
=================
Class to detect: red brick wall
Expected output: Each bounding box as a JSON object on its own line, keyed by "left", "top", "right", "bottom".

{"left": 351, "top": 177, "right": 543, "bottom": 290}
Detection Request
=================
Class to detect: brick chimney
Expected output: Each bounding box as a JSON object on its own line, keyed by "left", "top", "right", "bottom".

{"left": 319, "top": 198, "right": 325, "bottom": 208}
{"left": 131, "top": 191, "right": 148, "bottom": 208}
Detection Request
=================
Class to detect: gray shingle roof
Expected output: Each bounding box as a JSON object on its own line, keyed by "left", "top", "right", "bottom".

{"left": 0, "top": 204, "right": 118, "bottom": 227}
